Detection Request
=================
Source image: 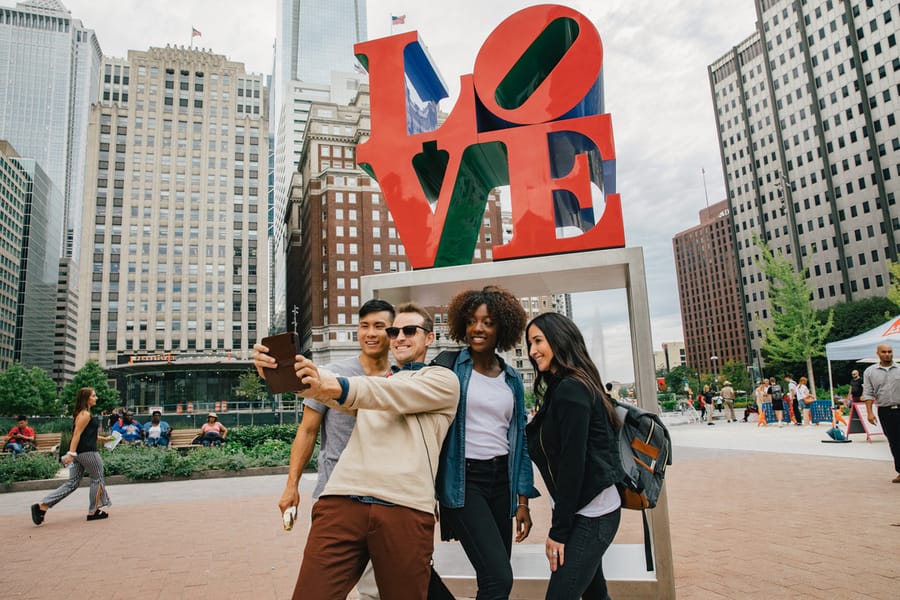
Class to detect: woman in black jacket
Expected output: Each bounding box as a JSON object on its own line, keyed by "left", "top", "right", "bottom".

{"left": 525, "top": 313, "right": 624, "bottom": 600}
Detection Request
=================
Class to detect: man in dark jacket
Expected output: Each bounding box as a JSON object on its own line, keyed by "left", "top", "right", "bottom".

{"left": 849, "top": 369, "right": 863, "bottom": 406}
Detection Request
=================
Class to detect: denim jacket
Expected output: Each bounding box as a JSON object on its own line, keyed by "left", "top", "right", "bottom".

{"left": 436, "top": 348, "right": 539, "bottom": 515}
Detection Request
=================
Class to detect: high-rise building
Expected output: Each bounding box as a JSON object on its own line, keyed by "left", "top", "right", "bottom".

{"left": 709, "top": 0, "right": 900, "bottom": 364}
{"left": 78, "top": 46, "right": 269, "bottom": 410}
{"left": 11, "top": 154, "right": 64, "bottom": 376}
{"left": 271, "top": 0, "right": 367, "bottom": 332}
{"left": 276, "top": 0, "right": 367, "bottom": 89}
{"left": 654, "top": 341, "right": 686, "bottom": 374}
{"left": 0, "top": 141, "right": 27, "bottom": 369}
{"left": 0, "top": 0, "right": 101, "bottom": 258}
{"left": 674, "top": 200, "right": 749, "bottom": 374}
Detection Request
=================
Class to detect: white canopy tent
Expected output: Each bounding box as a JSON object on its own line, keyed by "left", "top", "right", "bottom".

{"left": 825, "top": 315, "right": 900, "bottom": 399}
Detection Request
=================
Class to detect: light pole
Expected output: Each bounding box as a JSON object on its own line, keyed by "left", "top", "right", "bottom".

{"left": 710, "top": 355, "right": 719, "bottom": 391}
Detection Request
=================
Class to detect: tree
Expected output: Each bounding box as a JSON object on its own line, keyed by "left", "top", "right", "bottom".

{"left": 235, "top": 370, "right": 266, "bottom": 408}
{"left": 820, "top": 295, "right": 898, "bottom": 343}
{"left": 719, "top": 359, "right": 751, "bottom": 395}
{"left": 753, "top": 235, "right": 833, "bottom": 397}
{"left": 888, "top": 260, "right": 900, "bottom": 307}
{"left": 0, "top": 363, "right": 58, "bottom": 416}
{"left": 61, "top": 361, "right": 120, "bottom": 414}
{"left": 665, "top": 365, "right": 699, "bottom": 396}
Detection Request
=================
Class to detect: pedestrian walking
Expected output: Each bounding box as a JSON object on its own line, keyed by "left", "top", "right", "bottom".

{"left": 862, "top": 344, "right": 900, "bottom": 484}
{"left": 31, "top": 388, "right": 113, "bottom": 525}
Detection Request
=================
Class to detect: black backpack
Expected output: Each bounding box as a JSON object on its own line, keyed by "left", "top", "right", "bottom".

{"left": 770, "top": 384, "right": 784, "bottom": 402}
{"left": 613, "top": 400, "right": 672, "bottom": 571}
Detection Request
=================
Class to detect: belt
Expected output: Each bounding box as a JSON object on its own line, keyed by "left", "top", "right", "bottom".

{"left": 465, "top": 455, "right": 508, "bottom": 467}
{"left": 882, "top": 404, "right": 900, "bottom": 410}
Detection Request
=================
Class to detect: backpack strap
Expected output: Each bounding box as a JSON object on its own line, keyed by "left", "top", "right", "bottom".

{"left": 641, "top": 508, "right": 653, "bottom": 571}
{"left": 429, "top": 350, "right": 461, "bottom": 370}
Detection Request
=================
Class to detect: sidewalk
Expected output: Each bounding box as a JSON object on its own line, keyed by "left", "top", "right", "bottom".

{"left": 2, "top": 420, "right": 896, "bottom": 599}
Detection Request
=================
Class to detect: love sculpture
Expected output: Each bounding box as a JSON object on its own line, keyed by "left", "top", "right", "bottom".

{"left": 354, "top": 4, "right": 624, "bottom": 269}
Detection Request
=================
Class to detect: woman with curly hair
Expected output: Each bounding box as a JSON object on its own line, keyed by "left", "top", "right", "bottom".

{"left": 434, "top": 286, "right": 540, "bottom": 600}
{"left": 525, "top": 312, "right": 623, "bottom": 600}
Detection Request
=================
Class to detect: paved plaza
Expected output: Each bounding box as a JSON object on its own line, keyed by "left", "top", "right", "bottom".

{"left": 1, "top": 420, "right": 897, "bottom": 599}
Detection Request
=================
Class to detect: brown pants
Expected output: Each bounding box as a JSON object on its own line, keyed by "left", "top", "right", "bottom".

{"left": 293, "top": 495, "right": 435, "bottom": 600}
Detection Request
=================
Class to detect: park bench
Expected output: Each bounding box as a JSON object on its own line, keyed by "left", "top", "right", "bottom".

{"left": 1, "top": 432, "right": 61, "bottom": 458}
{"left": 433, "top": 543, "right": 659, "bottom": 599}
{"left": 169, "top": 429, "right": 202, "bottom": 450}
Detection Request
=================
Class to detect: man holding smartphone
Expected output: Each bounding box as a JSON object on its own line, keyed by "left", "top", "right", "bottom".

{"left": 253, "top": 298, "right": 395, "bottom": 600}
{"left": 281, "top": 302, "right": 459, "bottom": 600}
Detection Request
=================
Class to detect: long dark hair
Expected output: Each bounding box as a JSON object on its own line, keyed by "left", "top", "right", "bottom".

{"left": 73, "top": 387, "right": 94, "bottom": 416}
{"left": 526, "top": 313, "right": 619, "bottom": 430}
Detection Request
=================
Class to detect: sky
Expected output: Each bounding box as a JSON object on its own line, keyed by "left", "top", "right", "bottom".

{"left": 59, "top": 0, "right": 760, "bottom": 381}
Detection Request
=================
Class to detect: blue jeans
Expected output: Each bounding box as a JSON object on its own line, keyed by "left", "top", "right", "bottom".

{"left": 546, "top": 509, "right": 621, "bottom": 600}
{"left": 440, "top": 456, "right": 512, "bottom": 600}
{"left": 4, "top": 442, "right": 24, "bottom": 456}
{"left": 145, "top": 436, "right": 169, "bottom": 447}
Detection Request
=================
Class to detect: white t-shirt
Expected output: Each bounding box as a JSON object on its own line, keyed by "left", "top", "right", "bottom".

{"left": 577, "top": 484, "right": 621, "bottom": 517}
{"left": 148, "top": 424, "right": 162, "bottom": 439}
{"left": 464, "top": 369, "right": 514, "bottom": 460}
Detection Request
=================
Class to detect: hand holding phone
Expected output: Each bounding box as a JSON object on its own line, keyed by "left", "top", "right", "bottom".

{"left": 259, "top": 332, "right": 308, "bottom": 394}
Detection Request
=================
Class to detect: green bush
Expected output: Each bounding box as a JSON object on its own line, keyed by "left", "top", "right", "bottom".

{"left": 225, "top": 424, "right": 298, "bottom": 449}
{"left": 659, "top": 399, "right": 678, "bottom": 412}
{"left": 5, "top": 422, "right": 305, "bottom": 483}
{"left": 0, "top": 452, "right": 61, "bottom": 485}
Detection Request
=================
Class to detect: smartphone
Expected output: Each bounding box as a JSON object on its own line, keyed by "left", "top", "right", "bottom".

{"left": 259, "top": 332, "right": 308, "bottom": 394}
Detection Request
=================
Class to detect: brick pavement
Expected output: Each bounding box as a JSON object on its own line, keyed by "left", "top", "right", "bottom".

{"left": 2, "top": 423, "right": 897, "bottom": 599}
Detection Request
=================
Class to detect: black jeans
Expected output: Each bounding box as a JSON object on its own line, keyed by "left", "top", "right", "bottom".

{"left": 879, "top": 405, "right": 900, "bottom": 473}
{"left": 545, "top": 509, "right": 621, "bottom": 600}
{"left": 441, "top": 456, "right": 512, "bottom": 600}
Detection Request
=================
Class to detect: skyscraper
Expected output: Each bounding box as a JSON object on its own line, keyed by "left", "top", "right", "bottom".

{"left": 0, "top": 141, "right": 27, "bottom": 369}
{"left": 0, "top": 0, "right": 101, "bottom": 259}
{"left": 674, "top": 200, "right": 749, "bottom": 374}
{"left": 276, "top": 0, "right": 367, "bottom": 88}
{"left": 271, "top": 0, "right": 367, "bottom": 332}
{"left": 709, "top": 0, "right": 900, "bottom": 364}
{"left": 78, "top": 46, "right": 269, "bottom": 408}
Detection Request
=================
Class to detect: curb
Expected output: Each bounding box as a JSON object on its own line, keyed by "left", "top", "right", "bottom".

{"left": 2, "top": 465, "right": 299, "bottom": 494}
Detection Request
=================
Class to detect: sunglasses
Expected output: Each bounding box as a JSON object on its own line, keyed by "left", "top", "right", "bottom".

{"left": 386, "top": 325, "right": 431, "bottom": 339}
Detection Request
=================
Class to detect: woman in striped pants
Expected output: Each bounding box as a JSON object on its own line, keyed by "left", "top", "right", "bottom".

{"left": 31, "top": 388, "right": 113, "bottom": 524}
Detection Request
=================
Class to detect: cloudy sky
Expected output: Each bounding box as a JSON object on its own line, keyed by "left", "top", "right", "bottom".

{"left": 61, "top": 0, "right": 759, "bottom": 381}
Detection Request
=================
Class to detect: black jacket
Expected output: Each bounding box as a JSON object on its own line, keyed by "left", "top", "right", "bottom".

{"left": 525, "top": 374, "right": 623, "bottom": 543}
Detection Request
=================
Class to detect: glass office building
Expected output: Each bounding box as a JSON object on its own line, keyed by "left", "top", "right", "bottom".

{"left": 271, "top": 0, "right": 367, "bottom": 331}
{"left": 12, "top": 156, "right": 64, "bottom": 374}
{"left": 0, "top": 0, "right": 102, "bottom": 259}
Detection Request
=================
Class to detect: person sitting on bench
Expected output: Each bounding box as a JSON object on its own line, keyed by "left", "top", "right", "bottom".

{"left": 199, "top": 412, "right": 227, "bottom": 446}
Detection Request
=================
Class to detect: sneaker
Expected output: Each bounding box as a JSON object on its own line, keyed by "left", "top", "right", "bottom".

{"left": 86, "top": 510, "right": 108, "bottom": 521}
{"left": 30, "top": 503, "right": 45, "bottom": 525}
{"left": 892, "top": 475, "right": 900, "bottom": 484}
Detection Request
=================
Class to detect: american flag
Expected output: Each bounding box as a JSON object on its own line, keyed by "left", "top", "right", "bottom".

{"left": 192, "top": 27, "right": 202, "bottom": 38}
{"left": 391, "top": 14, "right": 406, "bottom": 25}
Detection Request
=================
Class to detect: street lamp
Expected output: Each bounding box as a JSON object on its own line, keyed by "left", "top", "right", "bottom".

{"left": 710, "top": 355, "right": 719, "bottom": 390}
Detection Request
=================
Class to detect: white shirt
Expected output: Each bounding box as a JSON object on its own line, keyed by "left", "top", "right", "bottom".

{"left": 148, "top": 424, "right": 162, "bottom": 439}
{"left": 464, "top": 369, "right": 514, "bottom": 459}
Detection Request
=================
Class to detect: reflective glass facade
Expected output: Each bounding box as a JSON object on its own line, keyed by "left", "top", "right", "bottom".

{"left": 13, "top": 156, "right": 63, "bottom": 374}
{"left": 271, "top": 0, "right": 367, "bottom": 332}
{"left": 0, "top": 0, "right": 101, "bottom": 259}
{"left": 0, "top": 141, "right": 26, "bottom": 368}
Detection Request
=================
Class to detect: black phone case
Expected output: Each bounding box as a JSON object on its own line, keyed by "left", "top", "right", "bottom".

{"left": 260, "top": 332, "right": 308, "bottom": 394}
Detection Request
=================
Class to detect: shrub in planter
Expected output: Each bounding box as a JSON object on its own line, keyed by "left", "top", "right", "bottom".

{"left": 0, "top": 452, "right": 61, "bottom": 484}
{"left": 225, "top": 424, "right": 299, "bottom": 450}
